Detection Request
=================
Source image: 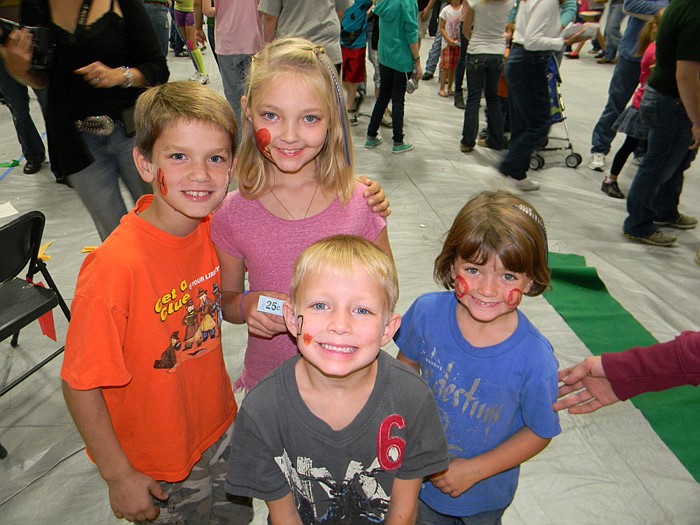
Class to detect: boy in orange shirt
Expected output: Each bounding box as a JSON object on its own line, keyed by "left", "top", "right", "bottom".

{"left": 60, "top": 81, "right": 250, "bottom": 524}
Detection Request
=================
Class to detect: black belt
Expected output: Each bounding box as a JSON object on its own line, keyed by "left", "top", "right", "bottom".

{"left": 512, "top": 42, "right": 524, "bottom": 49}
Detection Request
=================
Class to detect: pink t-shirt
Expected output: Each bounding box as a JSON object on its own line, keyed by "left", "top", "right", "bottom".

{"left": 632, "top": 42, "right": 656, "bottom": 110}
{"left": 214, "top": 0, "right": 263, "bottom": 55}
{"left": 211, "top": 182, "right": 387, "bottom": 390}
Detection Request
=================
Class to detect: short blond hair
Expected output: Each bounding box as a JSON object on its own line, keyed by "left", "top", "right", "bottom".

{"left": 290, "top": 235, "right": 399, "bottom": 317}
{"left": 236, "top": 37, "right": 354, "bottom": 202}
{"left": 434, "top": 190, "right": 550, "bottom": 296}
{"left": 134, "top": 81, "right": 238, "bottom": 160}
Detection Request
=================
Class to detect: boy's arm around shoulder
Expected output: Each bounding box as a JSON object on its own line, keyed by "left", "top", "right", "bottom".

{"left": 430, "top": 427, "right": 550, "bottom": 498}
{"left": 62, "top": 381, "right": 167, "bottom": 522}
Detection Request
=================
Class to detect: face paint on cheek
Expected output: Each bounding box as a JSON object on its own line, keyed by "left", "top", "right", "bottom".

{"left": 156, "top": 168, "right": 168, "bottom": 196}
{"left": 455, "top": 275, "right": 470, "bottom": 299}
{"left": 255, "top": 128, "right": 273, "bottom": 160}
{"left": 302, "top": 333, "right": 313, "bottom": 346}
{"left": 506, "top": 289, "right": 523, "bottom": 309}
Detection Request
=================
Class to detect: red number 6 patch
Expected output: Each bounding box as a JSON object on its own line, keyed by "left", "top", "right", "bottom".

{"left": 377, "top": 414, "right": 407, "bottom": 471}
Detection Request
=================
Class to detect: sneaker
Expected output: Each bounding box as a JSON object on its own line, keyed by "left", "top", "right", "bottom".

{"left": 601, "top": 179, "right": 624, "bottom": 199}
{"left": 189, "top": 72, "right": 210, "bottom": 85}
{"left": 597, "top": 57, "right": 617, "bottom": 64}
{"left": 460, "top": 143, "right": 473, "bottom": 153}
{"left": 392, "top": 142, "right": 414, "bottom": 154}
{"left": 174, "top": 50, "right": 190, "bottom": 58}
{"left": 380, "top": 115, "right": 393, "bottom": 128}
{"left": 348, "top": 111, "right": 358, "bottom": 126}
{"left": 624, "top": 231, "right": 677, "bottom": 247}
{"left": 566, "top": 52, "right": 579, "bottom": 59}
{"left": 588, "top": 152, "right": 606, "bottom": 171}
{"left": 421, "top": 72, "right": 434, "bottom": 81}
{"left": 653, "top": 214, "right": 698, "bottom": 230}
{"left": 695, "top": 249, "right": 700, "bottom": 267}
{"left": 515, "top": 178, "right": 540, "bottom": 191}
{"left": 631, "top": 154, "right": 644, "bottom": 166}
{"left": 364, "top": 136, "right": 383, "bottom": 149}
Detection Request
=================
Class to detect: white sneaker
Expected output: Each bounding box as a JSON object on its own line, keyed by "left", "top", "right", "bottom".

{"left": 189, "top": 72, "right": 210, "bottom": 85}
{"left": 515, "top": 178, "right": 540, "bottom": 191}
{"left": 588, "top": 152, "right": 606, "bottom": 171}
{"left": 631, "top": 154, "right": 644, "bottom": 166}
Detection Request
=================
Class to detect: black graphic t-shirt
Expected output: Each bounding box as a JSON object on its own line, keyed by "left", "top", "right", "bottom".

{"left": 226, "top": 351, "right": 448, "bottom": 523}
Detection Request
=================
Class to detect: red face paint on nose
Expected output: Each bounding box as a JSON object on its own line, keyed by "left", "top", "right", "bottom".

{"left": 157, "top": 168, "right": 168, "bottom": 196}
{"left": 302, "top": 333, "right": 313, "bottom": 345}
{"left": 455, "top": 275, "right": 470, "bottom": 299}
{"left": 255, "top": 128, "right": 272, "bottom": 160}
{"left": 506, "top": 289, "right": 522, "bottom": 309}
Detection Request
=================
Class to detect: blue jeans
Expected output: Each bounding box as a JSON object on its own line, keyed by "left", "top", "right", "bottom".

{"left": 454, "top": 24, "right": 468, "bottom": 93}
{"left": 0, "top": 60, "right": 48, "bottom": 163}
{"left": 461, "top": 53, "right": 504, "bottom": 149}
{"left": 68, "top": 123, "right": 148, "bottom": 241}
{"left": 419, "top": 500, "right": 505, "bottom": 525}
{"left": 623, "top": 87, "right": 696, "bottom": 238}
{"left": 218, "top": 54, "right": 252, "bottom": 132}
{"left": 425, "top": 33, "right": 442, "bottom": 75}
{"left": 368, "top": 63, "right": 408, "bottom": 144}
{"left": 499, "top": 46, "right": 551, "bottom": 180}
{"left": 590, "top": 54, "right": 640, "bottom": 154}
{"left": 602, "top": 0, "right": 624, "bottom": 61}
{"left": 143, "top": 2, "right": 169, "bottom": 57}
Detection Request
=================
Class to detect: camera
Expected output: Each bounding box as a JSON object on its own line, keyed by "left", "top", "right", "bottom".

{"left": 0, "top": 17, "right": 55, "bottom": 70}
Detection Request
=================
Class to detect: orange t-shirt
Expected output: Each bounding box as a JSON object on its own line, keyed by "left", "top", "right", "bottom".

{"left": 62, "top": 195, "right": 236, "bottom": 482}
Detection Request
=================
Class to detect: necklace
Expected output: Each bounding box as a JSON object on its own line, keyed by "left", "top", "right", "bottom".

{"left": 270, "top": 183, "right": 319, "bottom": 220}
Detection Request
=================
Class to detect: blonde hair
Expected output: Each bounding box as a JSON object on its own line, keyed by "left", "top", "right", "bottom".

{"left": 636, "top": 10, "right": 663, "bottom": 57}
{"left": 236, "top": 37, "right": 354, "bottom": 202}
{"left": 290, "top": 235, "right": 399, "bottom": 317}
{"left": 134, "top": 81, "right": 237, "bottom": 160}
{"left": 434, "top": 190, "right": 550, "bottom": 296}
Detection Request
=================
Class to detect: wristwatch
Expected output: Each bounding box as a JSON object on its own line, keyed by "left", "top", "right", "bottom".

{"left": 119, "top": 66, "right": 134, "bottom": 89}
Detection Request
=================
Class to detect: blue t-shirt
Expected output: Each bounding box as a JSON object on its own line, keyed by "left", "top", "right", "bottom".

{"left": 394, "top": 291, "right": 561, "bottom": 517}
{"left": 340, "top": 0, "right": 372, "bottom": 49}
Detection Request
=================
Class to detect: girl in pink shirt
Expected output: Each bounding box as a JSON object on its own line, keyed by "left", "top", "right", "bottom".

{"left": 211, "top": 37, "right": 391, "bottom": 391}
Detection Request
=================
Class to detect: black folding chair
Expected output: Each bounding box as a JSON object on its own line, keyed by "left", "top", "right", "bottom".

{"left": 0, "top": 211, "right": 71, "bottom": 459}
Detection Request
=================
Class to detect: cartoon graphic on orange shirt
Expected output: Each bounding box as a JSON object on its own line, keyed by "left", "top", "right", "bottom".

{"left": 154, "top": 282, "right": 221, "bottom": 371}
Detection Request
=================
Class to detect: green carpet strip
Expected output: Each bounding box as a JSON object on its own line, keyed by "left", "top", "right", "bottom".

{"left": 544, "top": 252, "right": 700, "bottom": 482}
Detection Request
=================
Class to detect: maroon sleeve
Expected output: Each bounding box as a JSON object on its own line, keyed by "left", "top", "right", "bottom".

{"left": 601, "top": 331, "right": 700, "bottom": 401}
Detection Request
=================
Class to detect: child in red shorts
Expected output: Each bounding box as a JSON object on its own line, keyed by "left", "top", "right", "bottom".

{"left": 341, "top": 0, "right": 373, "bottom": 125}
{"left": 438, "top": 0, "right": 463, "bottom": 97}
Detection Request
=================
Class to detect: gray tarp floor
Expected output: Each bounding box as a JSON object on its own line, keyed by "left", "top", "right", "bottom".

{"left": 1, "top": 35, "right": 699, "bottom": 525}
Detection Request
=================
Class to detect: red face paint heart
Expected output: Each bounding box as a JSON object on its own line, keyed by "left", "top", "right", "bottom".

{"left": 455, "top": 275, "right": 469, "bottom": 299}
{"left": 255, "top": 128, "right": 272, "bottom": 160}
{"left": 506, "top": 289, "right": 522, "bottom": 309}
{"left": 157, "top": 168, "right": 168, "bottom": 196}
{"left": 302, "top": 333, "right": 313, "bottom": 345}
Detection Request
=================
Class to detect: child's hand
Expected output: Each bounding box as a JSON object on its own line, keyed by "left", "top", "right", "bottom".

{"left": 429, "top": 458, "right": 481, "bottom": 498}
{"left": 358, "top": 175, "right": 391, "bottom": 217}
{"left": 242, "top": 290, "right": 289, "bottom": 338}
{"left": 106, "top": 468, "right": 167, "bottom": 522}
